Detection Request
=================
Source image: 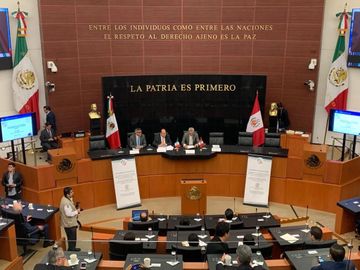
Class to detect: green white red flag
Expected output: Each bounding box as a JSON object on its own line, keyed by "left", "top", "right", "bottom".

{"left": 106, "top": 95, "right": 121, "bottom": 149}
{"left": 11, "top": 5, "right": 40, "bottom": 129}
{"left": 324, "top": 7, "right": 351, "bottom": 113}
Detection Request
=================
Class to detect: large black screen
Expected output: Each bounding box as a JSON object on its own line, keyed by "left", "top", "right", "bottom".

{"left": 0, "top": 8, "right": 12, "bottom": 70}
{"left": 102, "top": 75, "right": 266, "bottom": 145}
{"left": 348, "top": 8, "right": 360, "bottom": 68}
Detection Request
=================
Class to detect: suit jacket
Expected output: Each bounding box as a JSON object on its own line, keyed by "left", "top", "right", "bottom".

{"left": 311, "top": 260, "right": 355, "bottom": 270}
{"left": 129, "top": 134, "right": 147, "bottom": 149}
{"left": 206, "top": 236, "right": 229, "bottom": 254}
{"left": 46, "top": 111, "right": 56, "bottom": 130}
{"left": 2, "top": 171, "right": 23, "bottom": 196}
{"left": 216, "top": 263, "right": 253, "bottom": 270}
{"left": 153, "top": 133, "right": 172, "bottom": 147}
{"left": 40, "top": 128, "right": 56, "bottom": 144}
{"left": 182, "top": 132, "right": 199, "bottom": 146}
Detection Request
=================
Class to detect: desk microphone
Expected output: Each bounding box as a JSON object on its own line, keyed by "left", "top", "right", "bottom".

{"left": 233, "top": 198, "right": 236, "bottom": 214}
{"left": 91, "top": 226, "right": 96, "bottom": 259}
{"left": 346, "top": 239, "right": 353, "bottom": 270}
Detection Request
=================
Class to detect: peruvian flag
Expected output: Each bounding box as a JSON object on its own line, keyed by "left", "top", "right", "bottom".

{"left": 324, "top": 8, "right": 351, "bottom": 113}
{"left": 246, "top": 92, "right": 265, "bottom": 146}
{"left": 106, "top": 95, "right": 121, "bottom": 149}
{"left": 11, "top": 7, "right": 40, "bottom": 130}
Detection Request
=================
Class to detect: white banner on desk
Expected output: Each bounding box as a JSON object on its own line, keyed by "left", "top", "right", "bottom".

{"left": 243, "top": 154, "right": 272, "bottom": 207}
{"left": 111, "top": 158, "right": 141, "bottom": 210}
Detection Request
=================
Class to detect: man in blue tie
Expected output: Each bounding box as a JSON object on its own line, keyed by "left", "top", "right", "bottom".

{"left": 129, "top": 128, "right": 147, "bottom": 149}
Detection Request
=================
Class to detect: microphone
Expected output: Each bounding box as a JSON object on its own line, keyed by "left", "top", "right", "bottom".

{"left": 90, "top": 226, "right": 96, "bottom": 259}
{"left": 305, "top": 205, "right": 309, "bottom": 229}
{"left": 346, "top": 239, "right": 353, "bottom": 270}
{"left": 233, "top": 198, "right": 236, "bottom": 214}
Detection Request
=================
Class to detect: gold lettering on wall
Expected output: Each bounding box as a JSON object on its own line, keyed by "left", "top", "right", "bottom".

{"left": 129, "top": 84, "right": 237, "bottom": 93}
{"left": 87, "top": 24, "right": 273, "bottom": 41}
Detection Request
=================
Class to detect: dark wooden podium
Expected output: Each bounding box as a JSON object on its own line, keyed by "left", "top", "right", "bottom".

{"left": 180, "top": 179, "right": 207, "bottom": 215}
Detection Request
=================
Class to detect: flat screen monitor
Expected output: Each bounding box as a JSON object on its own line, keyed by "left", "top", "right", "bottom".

{"left": 0, "top": 8, "right": 13, "bottom": 70}
{"left": 0, "top": 112, "right": 37, "bottom": 142}
{"left": 131, "top": 210, "right": 148, "bottom": 221}
{"left": 328, "top": 109, "right": 360, "bottom": 136}
{"left": 348, "top": 8, "right": 360, "bottom": 68}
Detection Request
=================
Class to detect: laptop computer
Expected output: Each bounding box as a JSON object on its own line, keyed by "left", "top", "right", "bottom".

{"left": 132, "top": 210, "right": 148, "bottom": 221}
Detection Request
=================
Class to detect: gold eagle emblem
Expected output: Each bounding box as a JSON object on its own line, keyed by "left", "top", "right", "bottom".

{"left": 16, "top": 69, "right": 35, "bottom": 90}
{"left": 186, "top": 186, "right": 201, "bottom": 200}
{"left": 329, "top": 67, "right": 347, "bottom": 87}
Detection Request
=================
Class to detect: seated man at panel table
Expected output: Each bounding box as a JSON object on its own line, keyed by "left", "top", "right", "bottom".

{"left": 153, "top": 128, "right": 172, "bottom": 147}
{"left": 207, "top": 221, "right": 230, "bottom": 254}
{"left": 129, "top": 128, "right": 147, "bottom": 149}
{"left": 182, "top": 127, "right": 199, "bottom": 148}
{"left": 311, "top": 243, "right": 356, "bottom": 270}
{"left": 40, "top": 122, "right": 59, "bottom": 151}
{"left": 310, "top": 226, "right": 323, "bottom": 241}
{"left": 12, "top": 201, "right": 55, "bottom": 247}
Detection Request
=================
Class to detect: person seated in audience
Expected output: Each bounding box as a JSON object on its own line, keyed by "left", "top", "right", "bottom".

{"left": 182, "top": 127, "right": 199, "bottom": 148}
{"left": 188, "top": 233, "right": 199, "bottom": 247}
{"left": 129, "top": 128, "right": 147, "bottom": 149}
{"left": 216, "top": 245, "right": 253, "bottom": 270}
{"left": 13, "top": 201, "right": 55, "bottom": 247}
{"left": 179, "top": 217, "right": 191, "bottom": 226}
{"left": 47, "top": 247, "right": 69, "bottom": 266}
{"left": 225, "top": 208, "right": 234, "bottom": 221}
{"left": 311, "top": 243, "right": 356, "bottom": 270}
{"left": 207, "top": 221, "right": 230, "bottom": 254}
{"left": 124, "top": 231, "right": 136, "bottom": 241}
{"left": 140, "top": 211, "right": 149, "bottom": 222}
{"left": 153, "top": 128, "right": 172, "bottom": 147}
{"left": 310, "top": 226, "right": 323, "bottom": 241}
{"left": 40, "top": 122, "right": 58, "bottom": 151}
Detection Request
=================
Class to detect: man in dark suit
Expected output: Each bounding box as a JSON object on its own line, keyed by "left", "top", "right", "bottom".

{"left": 13, "top": 201, "right": 54, "bottom": 248}
{"left": 43, "top": 106, "right": 57, "bottom": 133}
{"left": 129, "top": 128, "right": 147, "bottom": 149}
{"left": 182, "top": 127, "right": 199, "bottom": 148}
{"left": 207, "top": 221, "right": 230, "bottom": 254}
{"left": 311, "top": 243, "right": 356, "bottom": 270}
{"left": 40, "top": 123, "right": 59, "bottom": 151}
{"left": 153, "top": 128, "right": 172, "bottom": 147}
{"left": 216, "top": 245, "right": 253, "bottom": 270}
{"left": 2, "top": 162, "right": 23, "bottom": 199}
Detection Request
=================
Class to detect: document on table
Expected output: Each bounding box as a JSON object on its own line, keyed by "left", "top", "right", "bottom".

{"left": 280, "top": 233, "right": 299, "bottom": 243}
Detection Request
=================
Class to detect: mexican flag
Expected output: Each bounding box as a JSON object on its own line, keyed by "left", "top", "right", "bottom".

{"left": 12, "top": 7, "right": 40, "bottom": 129}
{"left": 246, "top": 92, "right": 265, "bottom": 146}
{"left": 106, "top": 95, "right": 121, "bottom": 149}
{"left": 324, "top": 9, "right": 351, "bottom": 113}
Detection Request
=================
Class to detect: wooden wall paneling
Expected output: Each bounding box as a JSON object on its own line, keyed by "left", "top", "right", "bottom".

{"left": 269, "top": 177, "right": 287, "bottom": 204}
{"left": 146, "top": 175, "right": 179, "bottom": 198}
{"left": 36, "top": 165, "right": 56, "bottom": 190}
{"left": 340, "top": 156, "right": 360, "bottom": 184}
{"left": 0, "top": 224, "right": 18, "bottom": 261}
{"left": 56, "top": 177, "right": 78, "bottom": 188}
{"left": 285, "top": 179, "right": 341, "bottom": 212}
{"left": 93, "top": 180, "right": 117, "bottom": 207}
{"left": 271, "top": 157, "right": 287, "bottom": 178}
{"left": 286, "top": 157, "right": 303, "bottom": 179}
{"left": 205, "top": 174, "right": 231, "bottom": 196}
{"left": 92, "top": 159, "right": 113, "bottom": 181}
{"left": 284, "top": 134, "right": 308, "bottom": 157}
{"left": 323, "top": 160, "right": 342, "bottom": 184}
{"left": 77, "top": 158, "right": 94, "bottom": 183}
{"left": 228, "top": 174, "right": 246, "bottom": 197}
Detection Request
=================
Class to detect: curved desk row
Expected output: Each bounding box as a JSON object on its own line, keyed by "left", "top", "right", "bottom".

{"left": 0, "top": 134, "right": 359, "bottom": 234}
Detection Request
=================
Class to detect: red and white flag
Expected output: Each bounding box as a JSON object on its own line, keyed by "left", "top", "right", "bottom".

{"left": 106, "top": 95, "right": 121, "bottom": 149}
{"left": 12, "top": 6, "right": 40, "bottom": 129}
{"left": 198, "top": 137, "right": 206, "bottom": 148}
{"left": 324, "top": 7, "right": 351, "bottom": 113}
{"left": 246, "top": 92, "right": 265, "bottom": 146}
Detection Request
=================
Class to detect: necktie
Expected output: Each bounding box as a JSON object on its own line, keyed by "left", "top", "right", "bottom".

{"left": 136, "top": 136, "right": 140, "bottom": 146}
